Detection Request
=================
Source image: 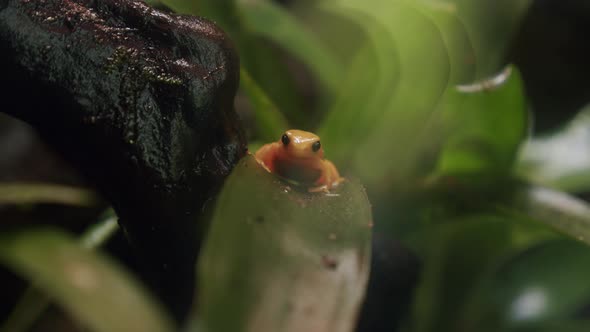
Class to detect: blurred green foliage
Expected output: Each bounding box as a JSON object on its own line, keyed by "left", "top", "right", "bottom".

{"left": 518, "top": 105, "right": 590, "bottom": 192}
{"left": 0, "top": 228, "right": 173, "bottom": 332}
{"left": 436, "top": 67, "right": 527, "bottom": 176}
{"left": 3, "top": 0, "right": 590, "bottom": 332}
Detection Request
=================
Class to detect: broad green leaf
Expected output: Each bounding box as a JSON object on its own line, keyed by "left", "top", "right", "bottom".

{"left": 463, "top": 239, "right": 590, "bottom": 332}
{"left": 506, "top": 321, "right": 590, "bottom": 332}
{"left": 437, "top": 0, "right": 533, "bottom": 78}
{"left": 239, "top": 0, "right": 343, "bottom": 92}
{"left": 509, "top": 322, "right": 590, "bottom": 332}
{"left": 195, "top": 155, "right": 372, "bottom": 332}
{"left": 289, "top": 4, "right": 367, "bottom": 67}
{"left": 412, "top": 180, "right": 590, "bottom": 247}
{"left": 1, "top": 212, "right": 119, "bottom": 332}
{"left": 435, "top": 66, "right": 527, "bottom": 176}
{"left": 517, "top": 105, "right": 590, "bottom": 192}
{"left": 411, "top": 215, "right": 545, "bottom": 332}
{"left": 240, "top": 68, "right": 289, "bottom": 141}
{"left": 318, "top": 17, "right": 398, "bottom": 160}
{"left": 499, "top": 185, "right": 590, "bottom": 246}
{"left": 416, "top": 2, "right": 476, "bottom": 85}
{"left": 319, "top": 0, "right": 451, "bottom": 190}
{"left": 0, "top": 183, "right": 98, "bottom": 207}
{"left": 0, "top": 230, "right": 174, "bottom": 332}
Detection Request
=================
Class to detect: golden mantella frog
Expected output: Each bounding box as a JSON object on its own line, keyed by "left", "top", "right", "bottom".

{"left": 254, "top": 129, "right": 343, "bottom": 192}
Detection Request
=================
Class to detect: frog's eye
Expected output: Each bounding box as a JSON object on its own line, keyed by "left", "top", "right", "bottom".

{"left": 312, "top": 141, "right": 321, "bottom": 152}
{"left": 281, "top": 134, "right": 290, "bottom": 146}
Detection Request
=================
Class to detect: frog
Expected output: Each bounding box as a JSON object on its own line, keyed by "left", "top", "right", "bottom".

{"left": 254, "top": 129, "right": 343, "bottom": 192}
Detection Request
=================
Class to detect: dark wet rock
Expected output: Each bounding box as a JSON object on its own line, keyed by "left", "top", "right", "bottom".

{"left": 0, "top": 0, "right": 246, "bottom": 321}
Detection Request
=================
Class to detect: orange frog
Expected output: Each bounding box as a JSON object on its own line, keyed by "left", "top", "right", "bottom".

{"left": 255, "top": 129, "right": 343, "bottom": 192}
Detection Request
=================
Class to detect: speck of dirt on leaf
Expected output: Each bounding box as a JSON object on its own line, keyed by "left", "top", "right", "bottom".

{"left": 297, "top": 199, "right": 308, "bottom": 208}
{"left": 66, "top": 261, "right": 98, "bottom": 290}
{"left": 321, "top": 255, "right": 339, "bottom": 270}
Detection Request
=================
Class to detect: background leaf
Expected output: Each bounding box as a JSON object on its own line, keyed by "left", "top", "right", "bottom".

{"left": 464, "top": 239, "right": 590, "bottom": 332}
{"left": 417, "top": 1, "right": 477, "bottom": 85}
{"left": 435, "top": 66, "right": 528, "bottom": 176}
{"left": 517, "top": 104, "right": 590, "bottom": 192}
{"left": 411, "top": 215, "right": 554, "bottom": 332}
{"left": 318, "top": 0, "right": 451, "bottom": 190}
{"left": 240, "top": 68, "right": 289, "bottom": 142}
{"left": 0, "top": 212, "right": 119, "bottom": 332}
{"left": 0, "top": 230, "right": 174, "bottom": 332}
{"left": 0, "top": 183, "right": 98, "bottom": 207}
{"left": 440, "top": 0, "right": 533, "bottom": 78}
{"left": 500, "top": 185, "right": 590, "bottom": 246}
{"left": 239, "top": 0, "right": 343, "bottom": 92}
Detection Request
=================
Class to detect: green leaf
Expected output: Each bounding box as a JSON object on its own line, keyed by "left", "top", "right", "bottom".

{"left": 1, "top": 212, "right": 120, "bottom": 332}
{"left": 318, "top": 0, "right": 451, "bottom": 190}
{"left": 416, "top": 2, "right": 476, "bottom": 85}
{"left": 464, "top": 239, "right": 590, "bottom": 331}
{"left": 440, "top": 0, "right": 533, "bottom": 78}
{"left": 0, "top": 230, "right": 174, "bottom": 332}
{"left": 240, "top": 68, "right": 289, "bottom": 141}
{"left": 0, "top": 183, "right": 98, "bottom": 207}
{"left": 499, "top": 185, "right": 590, "bottom": 246}
{"left": 0, "top": 286, "right": 49, "bottom": 332}
{"left": 318, "top": 19, "right": 398, "bottom": 161}
{"left": 517, "top": 105, "right": 590, "bottom": 192}
{"left": 411, "top": 215, "right": 543, "bottom": 332}
{"left": 239, "top": 0, "right": 343, "bottom": 92}
{"left": 506, "top": 321, "right": 590, "bottom": 332}
{"left": 435, "top": 66, "right": 527, "bottom": 176}
{"left": 195, "top": 155, "right": 372, "bottom": 332}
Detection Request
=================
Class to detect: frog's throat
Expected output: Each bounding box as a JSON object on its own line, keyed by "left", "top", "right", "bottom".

{"left": 274, "top": 158, "right": 323, "bottom": 185}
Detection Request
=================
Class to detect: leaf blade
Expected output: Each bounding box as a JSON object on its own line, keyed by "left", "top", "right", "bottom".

{"left": 196, "top": 155, "right": 372, "bottom": 332}
{"left": 0, "top": 183, "right": 98, "bottom": 207}
{"left": 435, "top": 66, "right": 528, "bottom": 176}
{"left": 239, "top": 0, "right": 343, "bottom": 92}
{"left": 0, "top": 229, "right": 174, "bottom": 332}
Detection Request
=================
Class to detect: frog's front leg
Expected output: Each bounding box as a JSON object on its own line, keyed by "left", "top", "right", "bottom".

{"left": 308, "top": 160, "right": 344, "bottom": 193}
{"left": 324, "top": 160, "right": 344, "bottom": 188}
{"left": 308, "top": 184, "right": 330, "bottom": 193}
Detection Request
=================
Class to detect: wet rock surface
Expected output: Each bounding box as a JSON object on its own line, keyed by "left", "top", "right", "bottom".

{"left": 0, "top": 0, "right": 246, "bottom": 321}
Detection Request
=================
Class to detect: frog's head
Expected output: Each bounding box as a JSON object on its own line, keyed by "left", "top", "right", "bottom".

{"left": 280, "top": 129, "right": 324, "bottom": 159}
